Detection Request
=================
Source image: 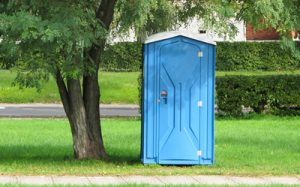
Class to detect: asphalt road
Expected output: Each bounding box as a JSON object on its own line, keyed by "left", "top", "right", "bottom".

{"left": 0, "top": 104, "right": 140, "bottom": 118}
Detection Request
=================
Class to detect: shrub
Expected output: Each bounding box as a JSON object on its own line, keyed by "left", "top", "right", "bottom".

{"left": 216, "top": 75, "right": 300, "bottom": 116}
{"left": 101, "top": 41, "right": 299, "bottom": 72}
{"left": 101, "top": 42, "right": 142, "bottom": 72}
{"left": 0, "top": 43, "right": 17, "bottom": 69}
{"left": 217, "top": 42, "right": 299, "bottom": 71}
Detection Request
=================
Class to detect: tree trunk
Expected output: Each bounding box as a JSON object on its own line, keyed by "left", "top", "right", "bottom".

{"left": 55, "top": 71, "right": 107, "bottom": 159}
{"left": 54, "top": 0, "right": 117, "bottom": 160}
{"left": 68, "top": 78, "right": 107, "bottom": 159}
{"left": 83, "top": 73, "right": 107, "bottom": 159}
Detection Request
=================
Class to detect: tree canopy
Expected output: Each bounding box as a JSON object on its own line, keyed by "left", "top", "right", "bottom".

{"left": 1, "top": 1, "right": 298, "bottom": 78}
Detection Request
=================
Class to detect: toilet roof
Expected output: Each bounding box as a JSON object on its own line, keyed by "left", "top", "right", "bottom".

{"left": 144, "top": 31, "right": 216, "bottom": 45}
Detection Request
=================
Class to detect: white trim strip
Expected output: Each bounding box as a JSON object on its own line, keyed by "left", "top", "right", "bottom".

{"left": 144, "top": 31, "right": 216, "bottom": 45}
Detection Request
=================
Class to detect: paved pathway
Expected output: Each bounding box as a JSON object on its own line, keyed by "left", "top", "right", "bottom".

{"left": 0, "top": 104, "right": 140, "bottom": 118}
{"left": 0, "top": 175, "right": 299, "bottom": 185}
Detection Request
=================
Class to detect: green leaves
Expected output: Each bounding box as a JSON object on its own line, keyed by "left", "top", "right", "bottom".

{"left": 216, "top": 75, "right": 300, "bottom": 116}
{"left": 0, "top": 1, "right": 109, "bottom": 88}
{"left": 101, "top": 42, "right": 142, "bottom": 72}
{"left": 217, "top": 42, "right": 300, "bottom": 71}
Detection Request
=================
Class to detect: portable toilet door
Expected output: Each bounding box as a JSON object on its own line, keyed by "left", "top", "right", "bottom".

{"left": 141, "top": 31, "right": 216, "bottom": 165}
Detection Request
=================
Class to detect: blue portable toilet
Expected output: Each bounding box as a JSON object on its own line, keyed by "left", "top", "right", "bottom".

{"left": 141, "top": 31, "right": 216, "bottom": 165}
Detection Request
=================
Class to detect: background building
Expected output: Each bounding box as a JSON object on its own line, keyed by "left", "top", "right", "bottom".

{"left": 110, "top": 19, "right": 299, "bottom": 43}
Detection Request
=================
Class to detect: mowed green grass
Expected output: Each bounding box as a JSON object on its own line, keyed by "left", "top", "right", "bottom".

{"left": 1, "top": 70, "right": 300, "bottom": 104}
{"left": 0, "top": 116, "right": 299, "bottom": 176}
{"left": 0, "top": 70, "right": 139, "bottom": 104}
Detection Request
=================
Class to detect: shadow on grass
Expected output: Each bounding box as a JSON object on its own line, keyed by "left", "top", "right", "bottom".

{"left": 0, "top": 145, "right": 141, "bottom": 165}
{"left": 0, "top": 145, "right": 73, "bottom": 161}
{"left": 106, "top": 154, "right": 140, "bottom": 165}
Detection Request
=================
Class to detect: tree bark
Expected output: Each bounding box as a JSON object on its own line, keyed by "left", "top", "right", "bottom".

{"left": 54, "top": 0, "right": 117, "bottom": 160}
{"left": 56, "top": 70, "right": 105, "bottom": 159}
{"left": 83, "top": 71, "right": 107, "bottom": 159}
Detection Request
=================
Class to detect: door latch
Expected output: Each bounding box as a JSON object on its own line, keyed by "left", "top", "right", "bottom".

{"left": 198, "top": 51, "right": 203, "bottom": 57}
{"left": 160, "top": 90, "right": 168, "bottom": 104}
{"left": 197, "top": 150, "right": 202, "bottom": 157}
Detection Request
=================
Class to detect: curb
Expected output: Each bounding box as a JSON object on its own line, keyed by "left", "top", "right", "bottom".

{"left": 0, "top": 104, "right": 139, "bottom": 109}
{"left": 0, "top": 175, "right": 299, "bottom": 185}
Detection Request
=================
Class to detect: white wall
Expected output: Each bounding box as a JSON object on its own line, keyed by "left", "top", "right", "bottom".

{"left": 178, "top": 19, "right": 246, "bottom": 42}
{"left": 109, "top": 19, "right": 246, "bottom": 43}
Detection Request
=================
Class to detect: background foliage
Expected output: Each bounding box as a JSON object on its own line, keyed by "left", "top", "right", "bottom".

{"left": 101, "top": 41, "right": 300, "bottom": 72}
{"left": 216, "top": 75, "right": 300, "bottom": 116}
{"left": 101, "top": 42, "right": 142, "bottom": 72}
{"left": 217, "top": 42, "right": 300, "bottom": 71}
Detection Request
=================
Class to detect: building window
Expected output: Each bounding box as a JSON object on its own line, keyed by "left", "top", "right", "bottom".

{"left": 199, "top": 30, "right": 206, "bottom": 34}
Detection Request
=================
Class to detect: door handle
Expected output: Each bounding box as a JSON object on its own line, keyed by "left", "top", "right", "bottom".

{"left": 160, "top": 90, "right": 168, "bottom": 104}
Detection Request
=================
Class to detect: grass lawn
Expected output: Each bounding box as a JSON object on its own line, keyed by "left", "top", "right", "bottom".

{"left": 0, "top": 70, "right": 139, "bottom": 104}
{"left": 1, "top": 70, "right": 300, "bottom": 104}
{"left": 0, "top": 116, "right": 299, "bottom": 176}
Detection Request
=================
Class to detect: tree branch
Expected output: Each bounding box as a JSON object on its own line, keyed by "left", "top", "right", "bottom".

{"left": 55, "top": 69, "right": 71, "bottom": 117}
{"left": 82, "top": 0, "right": 118, "bottom": 124}
{"left": 87, "top": 0, "right": 117, "bottom": 66}
{"left": 96, "top": 0, "right": 117, "bottom": 29}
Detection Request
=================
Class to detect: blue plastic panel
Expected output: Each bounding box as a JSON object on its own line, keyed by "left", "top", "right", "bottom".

{"left": 142, "top": 36, "right": 215, "bottom": 165}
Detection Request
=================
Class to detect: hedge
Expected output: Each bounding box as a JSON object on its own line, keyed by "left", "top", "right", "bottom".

{"left": 216, "top": 75, "right": 300, "bottom": 116}
{"left": 101, "top": 42, "right": 142, "bottom": 72}
{"left": 101, "top": 41, "right": 299, "bottom": 72}
{"left": 0, "top": 44, "right": 16, "bottom": 69}
{"left": 217, "top": 42, "right": 299, "bottom": 71}
{"left": 138, "top": 74, "right": 300, "bottom": 116}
